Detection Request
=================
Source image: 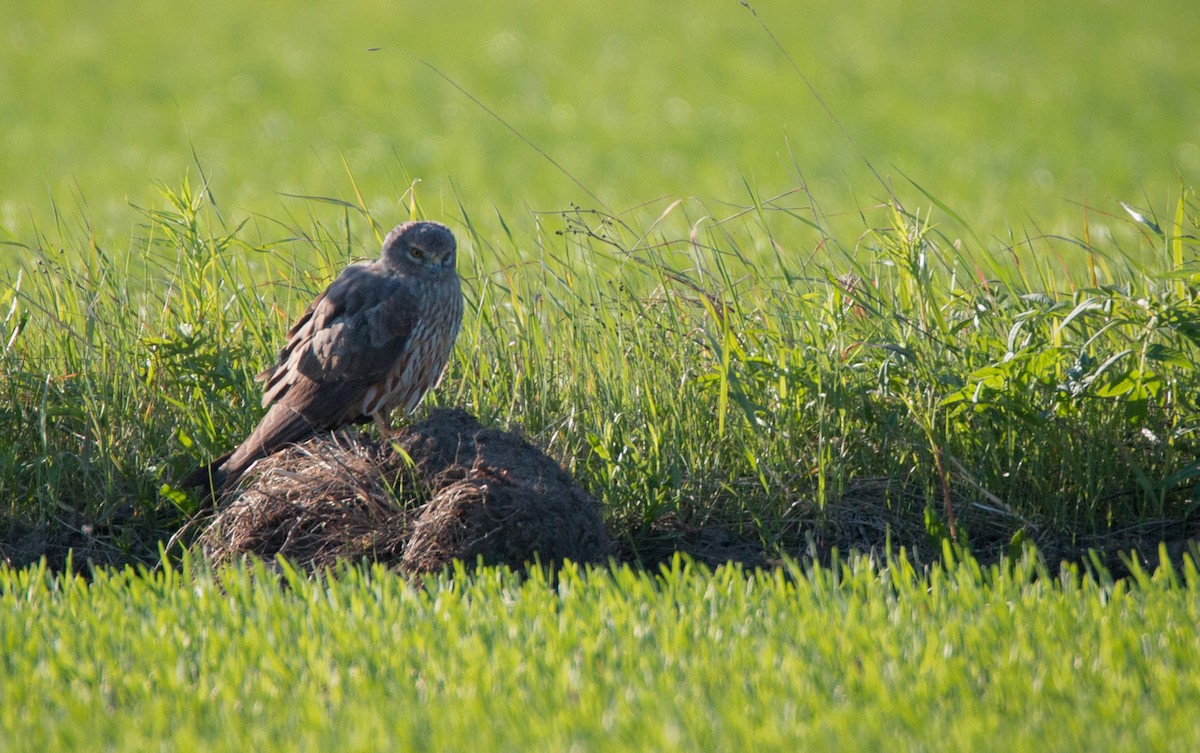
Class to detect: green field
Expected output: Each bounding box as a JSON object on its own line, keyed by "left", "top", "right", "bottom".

{"left": 2, "top": 0, "right": 1198, "bottom": 243}
{"left": 5, "top": 552, "right": 1200, "bottom": 752}
{"left": 3, "top": 2, "right": 1200, "bottom": 747}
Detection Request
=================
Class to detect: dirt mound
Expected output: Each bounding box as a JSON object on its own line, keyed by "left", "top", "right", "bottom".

{"left": 197, "top": 409, "right": 611, "bottom": 573}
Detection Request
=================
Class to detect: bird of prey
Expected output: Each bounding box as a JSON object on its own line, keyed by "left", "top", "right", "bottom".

{"left": 182, "top": 220, "right": 463, "bottom": 497}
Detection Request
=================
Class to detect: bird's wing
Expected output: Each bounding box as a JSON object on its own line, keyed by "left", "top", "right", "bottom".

{"left": 203, "top": 264, "right": 419, "bottom": 489}
{"left": 183, "top": 262, "right": 422, "bottom": 497}
{"left": 256, "top": 262, "right": 419, "bottom": 426}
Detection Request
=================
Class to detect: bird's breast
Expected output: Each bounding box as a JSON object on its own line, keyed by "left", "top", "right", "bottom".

{"left": 359, "top": 288, "right": 463, "bottom": 419}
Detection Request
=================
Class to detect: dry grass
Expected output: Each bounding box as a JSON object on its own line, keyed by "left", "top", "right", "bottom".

{"left": 196, "top": 409, "right": 611, "bottom": 573}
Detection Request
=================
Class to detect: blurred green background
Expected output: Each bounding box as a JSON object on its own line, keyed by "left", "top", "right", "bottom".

{"left": 1, "top": 0, "right": 1198, "bottom": 250}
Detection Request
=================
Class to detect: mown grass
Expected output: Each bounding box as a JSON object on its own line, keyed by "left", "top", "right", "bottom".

{"left": 4, "top": 551, "right": 1199, "bottom": 752}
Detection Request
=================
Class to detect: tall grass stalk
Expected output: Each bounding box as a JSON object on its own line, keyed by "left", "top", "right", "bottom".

{"left": 2, "top": 182, "right": 1199, "bottom": 562}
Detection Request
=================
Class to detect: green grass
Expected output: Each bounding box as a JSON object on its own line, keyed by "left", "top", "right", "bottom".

{"left": 4, "top": 4, "right": 1200, "bottom": 748}
{"left": 1, "top": 0, "right": 1197, "bottom": 245}
{"left": 4, "top": 551, "right": 1199, "bottom": 752}
{"left": 4, "top": 181, "right": 1200, "bottom": 565}
{"left": 3, "top": 1, "right": 1200, "bottom": 563}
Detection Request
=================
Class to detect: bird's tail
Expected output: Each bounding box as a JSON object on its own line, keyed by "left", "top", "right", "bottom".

{"left": 179, "top": 405, "right": 317, "bottom": 501}
{"left": 178, "top": 450, "right": 234, "bottom": 501}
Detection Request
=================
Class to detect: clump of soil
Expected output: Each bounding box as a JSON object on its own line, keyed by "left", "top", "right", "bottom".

{"left": 197, "top": 409, "right": 611, "bottom": 573}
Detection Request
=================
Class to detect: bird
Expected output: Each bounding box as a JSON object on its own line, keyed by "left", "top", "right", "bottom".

{"left": 182, "top": 220, "right": 463, "bottom": 497}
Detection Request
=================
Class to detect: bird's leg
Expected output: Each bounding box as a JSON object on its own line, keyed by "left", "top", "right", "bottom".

{"left": 373, "top": 411, "right": 414, "bottom": 465}
{"left": 372, "top": 411, "right": 396, "bottom": 440}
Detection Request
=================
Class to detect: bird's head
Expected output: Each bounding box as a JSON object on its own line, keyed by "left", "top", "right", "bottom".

{"left": 380, "top": 221, "right": 457, "bottom": 278}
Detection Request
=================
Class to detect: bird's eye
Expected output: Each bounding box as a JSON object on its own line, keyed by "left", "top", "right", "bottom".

{"left": 410, "top": 247, "right": 425, "bottom": 259}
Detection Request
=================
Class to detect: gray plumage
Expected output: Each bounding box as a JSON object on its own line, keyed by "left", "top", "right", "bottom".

{"left": 183, "top": 220, "right": 463, "bottom": 497}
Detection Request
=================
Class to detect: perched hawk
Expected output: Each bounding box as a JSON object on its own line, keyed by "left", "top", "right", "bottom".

{"left": 183, "top": 220, "right": 463, "bottom": 496}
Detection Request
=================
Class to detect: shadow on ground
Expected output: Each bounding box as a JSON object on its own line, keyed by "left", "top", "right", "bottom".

{"left": 4, "top": 408, "right": 1198, "bottom": 577}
